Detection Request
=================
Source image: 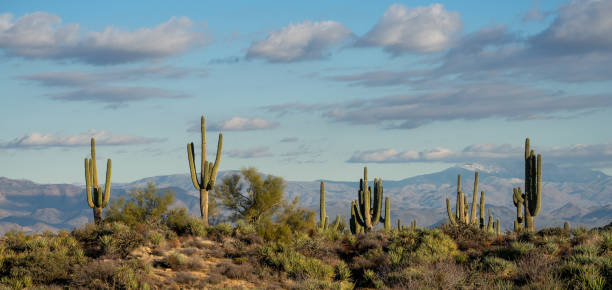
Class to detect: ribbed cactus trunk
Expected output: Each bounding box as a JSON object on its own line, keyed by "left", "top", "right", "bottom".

{"left": 512, "top": 187, "right": 524, "bottom": 231}
{"left": 318, "top": 181, "right": 327, "bottom": 230}
{"left": 523, "top": 138, "right": 542, "bottom": 232}
{"left": 470, "top": 172, "right": 479, "bottom": 224}
{"left": 447, "top": 172, "right": 482, "bottom": 227}
{"left": 479, "top": 191, "right": 485, "bottom": 230}
{"left": 383, "top": 197, "right": 390, "bottom": 231}
{"left": 84, "top": 138, "right": 111, "bottom": 225}
{"left": 188, "top": 115, "right": 223, "bottom": 226}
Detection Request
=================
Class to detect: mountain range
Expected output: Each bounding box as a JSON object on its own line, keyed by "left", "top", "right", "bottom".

{"left": 1, "top": 163, "right": 611, "bottom": 235}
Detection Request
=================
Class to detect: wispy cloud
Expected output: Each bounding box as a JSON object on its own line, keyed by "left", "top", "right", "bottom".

{"left": 19, "top": 66, "right": 207, "bottom": 87}
{"left": 348, "top": 142, "right": 612, "bottom": 169}
{"left": 226, "top": 146, "right": 273, "bottom": 158}
{"left": 246, "top": 20, "right": 353, "bottom": 62}
{"left": 188, "top": 117, "right": 279, "bottom": 132}
{"left": 50, "top": 86, "right": 191, "bottom": 108}
{"left": 0, "top": 12, "right": 207, "bottom": 65}
{"left": 0, "top": 130, "right": 166, "bottom": 149}
{"left": 357, "top": 3, "right": 461, "bottom": 55}
{"left": 263, "top": 82, "right": 612, "bottom": 129}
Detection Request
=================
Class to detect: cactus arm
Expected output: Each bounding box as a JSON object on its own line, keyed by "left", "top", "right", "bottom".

{"left": 480, "top": 191, "right": 485, "bottom": 225}
{"left": 90, "top": 138, "right": 98, "bottom": 188}
{"left": 201, "top": 116, "right": 206, "bottom": 188}
{"left": 470, "top": 172, "right": 479, "bottom": 224}
{"left": 531, "top": 154, "right": 542, "bottom": 216}
{"left": 102, "top": 158, "right": 112, "bottom": 207}
{"left": 352, "top": 200, "right": 366, "bottom": 227}
{"left": 397, "top": 219, "right": 401, "bottom": 230}
{"left": 446, "top": 198, "right": 457, "bottom": 225}
{"left": 371, "top": 178, "right": 382, "bottom": 225}
{"left": 210, "top": 134, "right": 223, "bottom": 188}
{"left": 85, "top": 158, "right": 95, "bottom": 208}
{"left": 187, "top": 143, "right": 201, "bottom": 190}
{"left": 383, "top": 197, "right": 390, "bottom": 230}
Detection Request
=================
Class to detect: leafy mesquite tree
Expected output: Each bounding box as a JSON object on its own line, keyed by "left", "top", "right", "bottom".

{"left": 214, "top": 167, "right": 285, "bottom": 224}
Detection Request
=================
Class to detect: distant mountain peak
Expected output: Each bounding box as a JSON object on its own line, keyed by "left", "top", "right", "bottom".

{"left": 458, "top": 163, "right": 503, "bottom": 174}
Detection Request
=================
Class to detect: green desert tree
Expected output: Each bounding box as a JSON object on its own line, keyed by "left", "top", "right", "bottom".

{"left": 214, "top": 167, "right": 284, "bottom": 224}
{"left": 105, "top": 182, "right": 175, "bottom": 227}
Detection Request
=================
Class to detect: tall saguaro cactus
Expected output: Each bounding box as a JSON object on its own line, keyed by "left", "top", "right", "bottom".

{"left": 523, "top": 138, "right": 542, "bottom": 232}
{"left": 318, "top": 181, "right": 328, "bottom": 230}
{"left": 187, "top": 115, "right": 223, "bottom": 226}
{"left": 352, "top": 167, "right": 387, "bottom": 232}
{"left": 84, "top": 138, "right": 111, "bottom": 225}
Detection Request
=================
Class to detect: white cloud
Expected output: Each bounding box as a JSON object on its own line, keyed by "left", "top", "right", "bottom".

{"left": 0, "top": 12, "right": 206, "bottom": 65}
{"left": 206, "top": 117, "right": 279, "bottom": 131}
{"left": 246, "top": 20, "right": 352, "bottom": 62}
{"left": 358, "top": 3, "right": 461, "bottom": 54}
{"left": 226, "top": 146, "right": 273, "bottom": 158}
{"left": 0, "top": 130, "right": 165, "bottom": 149}
{"left": 348, "top": 142, "right": 612, "bottom": 169}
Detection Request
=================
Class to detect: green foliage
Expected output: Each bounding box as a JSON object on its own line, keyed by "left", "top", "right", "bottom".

{"left": 104, "top": 182, "right": 174, "bottom": 227}
{"left": 482, "top": 256, "right": 516, "bottom": 276}
{"left": 388, "top": 229, "right": 458, "bottom": 264}
{"left": 215, "top": 167, "right": 285, "bottom": 224}
{"left": 334, "top": 261, "right": 352, "bottom": 281}
{"left": 259, "top": 242, "right": 334, "bottom": 280}
{"left": 0, "top": 230, "right": 86, "bottom": 285}
{"left": 166, "top": 207, "right": 206, "bottom": 236}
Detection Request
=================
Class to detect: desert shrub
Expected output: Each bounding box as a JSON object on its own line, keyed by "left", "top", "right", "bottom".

{"left": 388, "top": 229, "right": 457, "bottom": 264}
{"left": 259, "top": 242, "right": 334, "bottom": 280}
{"left": 166, "top": 207, "right": 206, "bottom": 236}
{"left": 0, "top": 230, "right": 86, "bottom": 285}
{"left": 537, "top": 227, "right": 569, "bottom": 238}
{"left": 482, "top": 256, "right": 516, "bottom": 276}
{"left": 148, "top": 231, "right": 164, "bottom": 246}
{"left": 207, "top": 222, "right": 233, "bottom": 240}
{"left": 104, "top": 182, "right": 174, "bottom": 228}
{"left": 494, "top": 241, "right": 535, "bottom": 260}
{"left": 220, "top": 261, "right": 253, "bottom": 280}
{"left": 600, "top": 232, "right": 612, "bottom": 255}
{"left": 560, "top": 261, "right": 606, "bottom": 290}
{"left": 72, "top": 259, "right": 151, "bottom": 289}
{"left": 166, "top": 252, "right": 187, "bottom": 270}
{"left": 334, "top": 261, "right": 351, "bottom": 281}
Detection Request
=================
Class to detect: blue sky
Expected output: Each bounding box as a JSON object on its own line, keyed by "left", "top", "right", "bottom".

{"left": 1, "top": 0, "right": 611, "bottom": 184}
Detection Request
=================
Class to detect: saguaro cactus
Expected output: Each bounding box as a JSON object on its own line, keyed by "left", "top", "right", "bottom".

{"left": 318, "top": 181, "right": 328, "bottom": 230}
{"left": 352, "top": 167, "right": 387, "bottom": 232}
{"left": 512, "top": 187, "right": 524, "bottom": 231}
{"left": 187, "top": 115, "right": 223, "bottom": 226}
{"left": 479, "top": 190, "right": 486, "bottom": 230}
{"left": 564, "top": 221, "right": 571, "bottom": 232}
{"left": 350, "top": 201, "right": 363, "bottom": 234}
{"left": 523, "top": 138, "right": 542, "bottom": 232}
{"left": 84, "top": 138, "right": 111, "bottom": 225}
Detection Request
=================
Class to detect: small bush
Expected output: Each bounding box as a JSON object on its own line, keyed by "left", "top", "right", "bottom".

{"left": 259, "top": 242, "right": 334, "bottom": 280}
{"left": 482, "top": 256, "right": 516, "bottom": 276}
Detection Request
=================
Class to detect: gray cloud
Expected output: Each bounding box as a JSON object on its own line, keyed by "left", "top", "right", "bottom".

{"left": 264, "top": 82, "right": 612, "bottom": 129}
{"left": 0, "top": 12, "right": 207, "bottom": 65}
{"left": 19, "top": 65, "right": 207, "bottom": 87}
{"left": 246, "top": 20, "right": 353, "bottom": 62}
{"left": 348, "top": 142, "right": 612, "bottom": 169}
{"left": 0, "top": 130, "right": 165, "bottom": 149}
{"left": 280, "top": 137, "right": 298, "bottom": 143}
{"left": 226, "top": 146, "right": 273, "bottom": 158}
{"left": 51, "top": 86, "right": 191, "bottom": 107}
{"left": 357, "top": 3, "right": 461, "bottom": 55}
{"left": 522, "top": 0, "right": 550, "bottom": 22}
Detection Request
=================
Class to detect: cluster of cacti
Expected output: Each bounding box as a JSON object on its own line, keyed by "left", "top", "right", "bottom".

{"left": 350, "top": 167, "right": 390, "bottom": 233}
{"left": 511, "top": 138, "right": 542, "bottom": 232}
{"left": 84, "top": 138, "right": 111, "bottom": 225}
{"left": 187, "top": 115, "right": 223, "bottom": 226}
{"left": 397, "top": 218, "right": 417, "bottom": 231}
{"left": 446, "top": 172, "right": 486, "bottom": 229}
